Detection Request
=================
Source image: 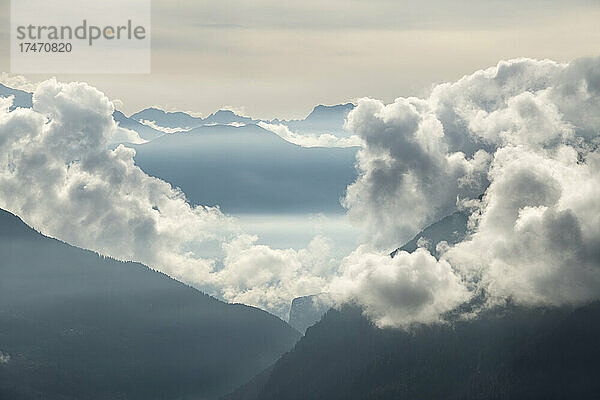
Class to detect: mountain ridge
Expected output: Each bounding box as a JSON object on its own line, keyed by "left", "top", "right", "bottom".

{"left": 0, "top": 207, "right": 300, "bottom": 400}
{"left": 1, "top": 83, "right": 356, "bottom": 145}
{"left": 131, "top": 123, "right": 358, "bottom": 213}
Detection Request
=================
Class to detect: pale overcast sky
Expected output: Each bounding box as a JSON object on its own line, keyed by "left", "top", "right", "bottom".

{"left": 1, "top": 0, "right": 599, "bottom": 118}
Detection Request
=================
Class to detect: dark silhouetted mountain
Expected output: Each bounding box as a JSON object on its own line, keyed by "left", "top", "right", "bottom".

{"left": 113, "top": 110, "right": 164, "bottom": 142}
{"left": 0, "top": 208, "right": 300, "bottom": 400}
{"left": 130, "top": 124, "right": 358, "bottom": 213}
{"left": 287, "top": 294, "right": 333, "bottom": 334}
{"left": 226, "top": 302, "right": 600, "bottom": 400}
{"left": 391, "top": 211, "right": 469, "bottom": 259}
{"left": 226, "top": 210, "right": 600, "bottom": 400}
{"left": 0, "top": 83, "right": 33, "bottom": 109}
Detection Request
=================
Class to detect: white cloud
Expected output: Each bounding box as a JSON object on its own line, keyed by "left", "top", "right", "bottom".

{"left": 204, "top": 122, "right": 247, "bottom": 127}
{"left": 340, "top": 56, "right": 600, "bottom": 324}
{"left": 0, "top": 72, "right": 40, "bottom": 92}
{"left": 258, "top": 121, "right": 362, "bottom": 148}
{"left": 343, "top": 96, "right": 489, "bottom": 247}
{"left": 445, "top": 144, "right": 600, "bottom": 306}
{"left": 330, "top": 247, "right": 469, "bottom": 328}
{"left": 111, "top": 126, "right": 148, "bottom": 144}
{"left": 138, "top": 119, "right": 189, "bottom": 134}
{"left": 0, "top": 80, "right": 228, "bottom": 286}
{"left": 215, "top": 235, "right": 334, "bottom": 316}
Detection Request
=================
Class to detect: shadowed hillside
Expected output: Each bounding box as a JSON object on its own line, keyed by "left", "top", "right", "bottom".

{"left": 225, "top": 210, "right": 600, "bottom": 400}
{"left": 226, "top": 302, "right": 600, "bottom": 400}
{"left": 0, "top": 209, "right": 300, "bottom": 400}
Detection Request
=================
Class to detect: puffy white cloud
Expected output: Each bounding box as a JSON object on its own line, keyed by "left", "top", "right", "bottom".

{"left": 216, "top": 235, "right": 334, "bottom": 316}
{"left": 343, "top": 96, "right": 489, "bottom": 247}
{"left": 258, "top": 121, "right": 362, "bottom": 148}
{"left": 341, "top": 56, "right": 600, "bottom": 323}
{"left": 330, "top": 247, "right": 469, "bottom": 328}
{"left": 0, "top": 80, "right": 227, "bottom": 286}
{"left": 445, "top": 145, "right": 600, "bottom": 306}
{"left": 342, "top": 57, "right": 599, "bottom": 249}
{"left": 111, "top": 126, "right": 147, "bottom": 144}
{"left": 465, "top": 90, "right": 574, "bottom": 147}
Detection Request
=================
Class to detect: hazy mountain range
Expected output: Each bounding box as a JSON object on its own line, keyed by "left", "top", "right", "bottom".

{"left": 129, "top": 104, "right": 355, "bottom": 138}
{"left": 130, "top": 124, "right": 357, "bottom": 213}
{"left": 130, "top": 108, "right": 256, "bottom": 130}
{"left": 272, "top": 103, "right": 355, "bottom": 138}
{"left": 0, "top": 83, "right": 356, "bottom": 145}
{"left": 3, "top": 198, "right": 599, "bottom": 400}
{"left": 113, "top": 110, "right": 164, "bottom": 142}
{"left": 0, "top": 83, "right": 359, "bottom": 214}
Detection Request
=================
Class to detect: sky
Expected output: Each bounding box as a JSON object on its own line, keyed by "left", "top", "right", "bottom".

{"left": 1, "top": 0, "right": 600, "bottom": 118}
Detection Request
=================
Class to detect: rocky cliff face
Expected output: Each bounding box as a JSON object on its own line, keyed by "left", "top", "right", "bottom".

{"left": 288, "top": 294, "right": 334, "bottom": 334}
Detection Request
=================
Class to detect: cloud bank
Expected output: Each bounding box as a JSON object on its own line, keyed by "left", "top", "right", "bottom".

{"left": 0, "top": 81, "right": 224, "bottom": 284}
{"left": 335, "top": 57, "right": 600, "bottom": 326}
{"left": 1, "top": 57, "right": 600, "bottom": 327}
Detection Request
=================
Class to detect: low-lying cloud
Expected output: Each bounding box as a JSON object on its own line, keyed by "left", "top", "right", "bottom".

{"left": 0, "top": 81, "right": 224, "bottom": 285}
{"left": 258, "top": 121, "right": 362, "bottom": 148}
{"left": 329, "top": 247, "right": 469, "bottom": 327}
{"left": 138, "top": 119, "right": 189, "bottom": 134}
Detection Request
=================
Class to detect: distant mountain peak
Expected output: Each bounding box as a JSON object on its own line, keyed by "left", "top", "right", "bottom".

{"left": 0, "top": 83, "right": 34, "bottom": 109}
{"left": 307, "top": 103, "right": 355, "bottom": 117}
{"left": 212, "top": 109, "right": 236, "bottom": 116}
{"left": 204, "top": 109, "right": 255, "bottom": 125}
{"left": 312, "top": 102, "right": 355, "bottom": 110}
